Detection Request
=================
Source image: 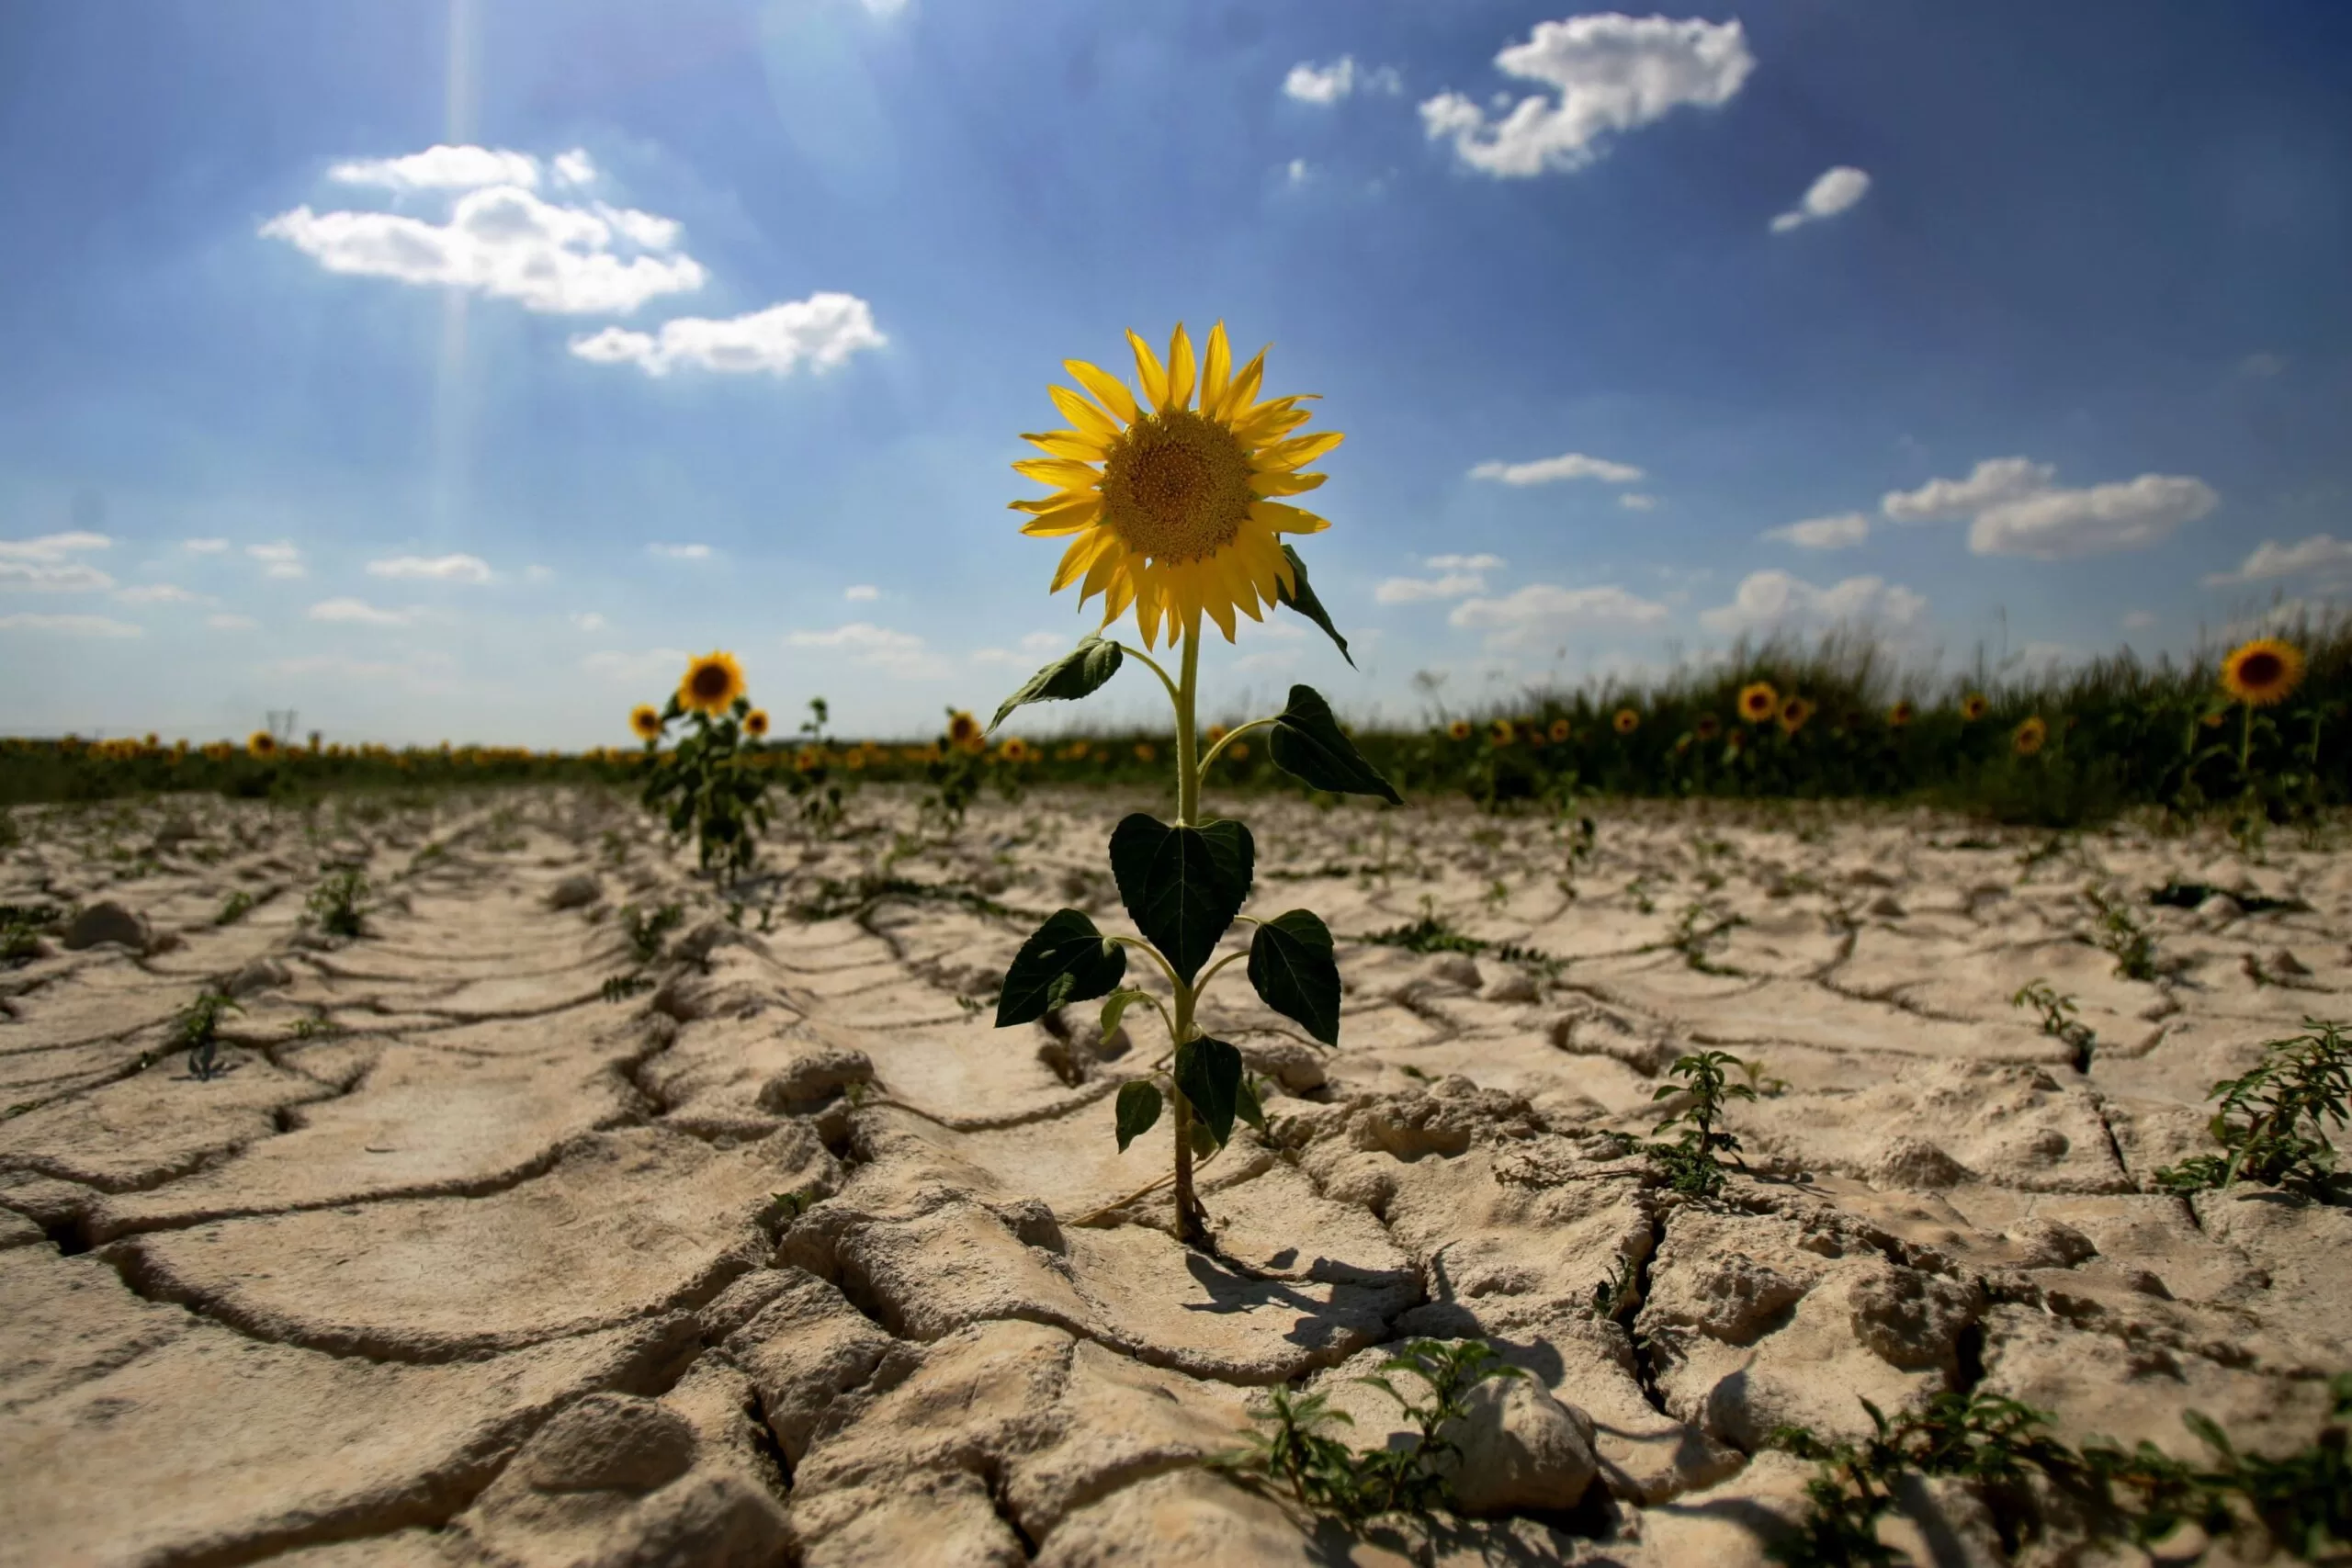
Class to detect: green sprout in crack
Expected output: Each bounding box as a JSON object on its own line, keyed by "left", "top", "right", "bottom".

{"left": 1213, "top": 1337, "right": 1522, "bottom": 1524}
{"left": 2152, "top": 1018, "right": 2349, "bottom": 1200}
{"left": 621, "top": 902, "right": 684, "bottom": 965}
{"left": 1644, "top": 1049, "right": 1757, "bottom": 1200}
{"left": 2011, "top": 978, "right": 2097, "bottom": 1072}
{"left": 172, "top": 991, "right": 241, "bottom": 1082}
{"left": 303, "top": 868, "right": 368, "bottom": 939}
{"left": 2082, "top": 885, "right": 2157, "bottom": 982}
{"left": 213, "top": 888, "right": 256, "bottom": 927}
{"left": 1669, "top": 898, "right": 1744, "bottom": 975}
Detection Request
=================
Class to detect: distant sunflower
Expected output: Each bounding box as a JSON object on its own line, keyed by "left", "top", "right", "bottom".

{"left": 1612, "top": 707, "right": 1640, "bottom": 736}
{"left": 1960, "top": 693, "right": 1989, "bottom": 723}
{"left": 1227, "top": 740, "right": 1250, "bottom": 762}
{"left": 1447, "top": 719, "right": 1473, "bottom": 742}
{"left": 1887, "top": 700, "right": 1916, "bottom": 728}
{"left": 1134, "top": 741, "right": 1157, "bottom": 762}
{"left": 1779, "top": 696, "right": 1815, "bottom": 735}
{"left": 248, "top": 730, "right": 277, "bottom": 759}
{"left": 1738, "top": 682, "right": 1779, "bottom": 723}
{"left": 1012, "top": 321, "right": 1340, "bottom": 648}
{"left": 947, "top": 710, "right": 982, "bottom": 748}
{"left": 999, "top": 737, "right": 1031, "bottom": 763}
{"left": 744, "top": 708, "right": 771, "bottom": 739}
{"left": 2013, "top": 716, "right": 2049, "bottom": 757}
{"left": 1548, "top": 717, "right": 1572, "bottom": 743}
{"left": 1488, "top": 717, "right": 1516, "bottom": 748}
{"left": 678, "top": 651, "right": 745, "bottom": 716}
{"left": 1205, "top": 724, "right": 1229, "bottom": 745}
{"left": 630, "top": 705, "right": 663, "bottom": 741}
{"left": 2219, "top": 638, "right": 2304, "bottom": 707}
{"left": 1694, "top": 714, "right": 1721, "bottom": 741}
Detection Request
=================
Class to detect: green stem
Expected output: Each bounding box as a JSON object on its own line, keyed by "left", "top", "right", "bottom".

{"left": 1195, "top": 715, "right": 1275, "bottom": 781}
{"left": 2241, "top": 701, "right": 2254, "bottom": 782}
{"left": 1170, "top": 969, "right": 1207, "bottom": 1245}
{"left": 1175, "top": 612, "right": 1202, "bottom": 827}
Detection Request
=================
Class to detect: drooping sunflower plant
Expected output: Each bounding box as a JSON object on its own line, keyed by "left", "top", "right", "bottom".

{"left": 990, "top": 321, "right": 1400, "bottom": 1247}
{"left": 632, "top": 651, "right": 772, "bottom": 885}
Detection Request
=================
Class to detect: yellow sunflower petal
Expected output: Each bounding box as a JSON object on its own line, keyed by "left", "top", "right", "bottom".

{"left": 1063, "top": 359, "right": 1138, "bottom": 425}
{"left": 1079, "top": 536, "right": 1130, "bottom": 601}
{"left": 1200, "top": 322, "right": 1232, "bottom": 418}
{"left": 1051, "top": 530, "right": 1112, "bottom": 592}
{"left": 1218, "top": 347, "right": 1268, "bottom": 423}
{"left": 1019, "top": 497, "right": 1103, "bottom": 536}
{"left": 1164, "top": 323, "right": 1195, "bottom": 413}
{"left": 1048, "top": 385, "right": 1120, "bottom": 443}
{"left": 1126, "top": 330, "right": 1170, "bottom": 412}
{"left": 1021, "top": 430, "right": 1107, "bottom": 460}
{"left": 1250, "top": 468, "right": 1326, "bottom": 496}
{"left": 1250, "top": 501, "right": 1329, "bottom": 536}
{"left": 1258, "top": 430, "right": 1346, "bottom": 470}
{"left": 1012, "top": 456, "right": 1102, "bottom": 488}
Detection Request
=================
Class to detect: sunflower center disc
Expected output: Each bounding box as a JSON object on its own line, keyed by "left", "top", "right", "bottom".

{"left": 1101, "top": 411, "right": 1254, "bottom": 563}
{"left": 691, "top": 667, "right": 730, "bottom": 701}
{"left": 2238, "top": 653, "right": 2280, "bottom": 687}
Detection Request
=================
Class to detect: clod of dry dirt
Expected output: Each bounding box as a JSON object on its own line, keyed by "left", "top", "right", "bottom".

{"left": 2, "top": 788, "right": 2346, "bottom": 1565}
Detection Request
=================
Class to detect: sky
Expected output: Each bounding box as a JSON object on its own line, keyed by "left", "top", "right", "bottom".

{"left": 2, "top": 0, "right": 2347, "bottom": 746}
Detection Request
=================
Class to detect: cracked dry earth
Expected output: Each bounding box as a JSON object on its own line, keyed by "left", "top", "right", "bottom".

{"left": 3, "top": 789, "right": 2348, "bottom": 1568}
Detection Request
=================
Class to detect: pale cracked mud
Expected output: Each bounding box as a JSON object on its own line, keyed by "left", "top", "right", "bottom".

{"left": 2, "top": 789, "right": 2346, "bottom": 1567}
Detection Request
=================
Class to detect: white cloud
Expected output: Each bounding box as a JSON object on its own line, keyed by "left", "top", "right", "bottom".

{"left": 1424, "top": 553, "right": 1505, "bottom": 573}
{"left": 1285, "top": 57, "right": 1359, "bottom": 105}
{"left": 525, "top": 563, "right": 553, "bottom": 582}
{"left": 329, "top": 144, "right": 542, "bottom": 191}
{"left": 549, "top": 148, "right": 597, "bottom": 188}
{"left": 246, "top": 541, "right": 306, "bottom": 579}
{"left": 208, "top": 614, "right": 260, "bottom": 632}
{"left": 1619, "top": 492, "right": 1659, "bottom": 512}
{"left": 1969, "top": 476, "right": 2217, "bottom": 559}
{"left": 2237, "top": 351, "right": 2287, "bottom": 379}
{"left": 1376, "top": 573, "right": 1488, "bottom": 604}
{"left": 0, "top": 530, "right": 114, "bottom": 592}
{"left": 1419, "top": 13, "right": 1754, "bottom": 178}
{"left": 1763, "top": 512, "right": 1871, "bottom": 549}
{"left": 648, "top": 542, "right": 712, "bottom": 560}
{"left": 1770, "top": 165, "right": 1871, "bottom": 233}
{"left": 368, "top": 553, "right": 493, "bottom": 584}
{"left": 263, "top": 185, "right": 707, "bottom": 315}
{"left": 1447, "top": 582, "right": 1669, "bottom": 648}
{"left": 1700, "top": 570, "right": 1927, "bottom": 635}
{"left": 2120, "top": 610, "right": 2156, "bottom": 630}
{"left": 571, "top": 612, "right": 609, "bottom": 632}
{"left": 843, "top": 584, "right": 880, "bottom": 601}
{"left": 2201, "top": 534, "right": 2352, "bottom": 589}
{"left": 1882, "top": 457, "right": 2056, "bottom": 523}
{"left": 786, "top": 622, "right": 946, "bottom": 679}
{"left": 1284, "top": 158, "right": 1313, "bottom": 188}
{"left": 583, "top": 648, "right": 689, "bottom": 683}
{"left": 1468, "top": 451, "right": 1644, "bottom": 486}
{"left": 592, "top": 203, "right": 682, "bottom": 252}
{"left": 0, "top": 613, "right": 141, "bottom": 637}
{"left": 570, "top": 293, "right": 886, "bottom": 378}
{"left": 182, "top": 537, "right": 230, "bottom": 554}
{"left": 114, "top": 583, "right": 200, "bottom": 604}
{"left": 307, "top": 597, "right": 413, "bottom": 626}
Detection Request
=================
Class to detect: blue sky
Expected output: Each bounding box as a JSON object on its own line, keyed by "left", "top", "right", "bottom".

{"left": 3, "top": 0, "right": 2346, "bottom": 745}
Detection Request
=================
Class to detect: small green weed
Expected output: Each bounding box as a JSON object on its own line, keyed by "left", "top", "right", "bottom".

{"left": 1359, "top": 902, "right": 1566, "bottom": 981}
{"left": 1, "top": 903, "right": 62, "bottom": 964}
{"left": 2012, "top": 979, "right": 2097, "bottom": 1072}
{"left": 600, "top": 974, "right": 654, "bottom": 1005}
{"left": 1590, "top": 1252, "right": 1644, "bottom": 1324}
{"left": 172, "top": 991, "right": 242, "bottom": 1081}
{"left": 2152, "top": 1019, "right": 2349, "bottom": 1199}
{"left": 1214, "top": 1337, "right": 1521, "bottom": 1523}
{"left": 1668, "top": 898, "right": 1744, "bottom": 975}
{"left": 1644, "top": 1049, "right": 1756, "bottom": 1199}
{"left": 2083, "top": 886, "right": 2156, "bottom": 981}
{"left": 303, "top": 868, "right": 368, "bottom": 939}
{"left": 213, "top": 889, "right": 255, "bottom": 927}
{"left": 622, "top": 902, "right": 684, "bottom": 964}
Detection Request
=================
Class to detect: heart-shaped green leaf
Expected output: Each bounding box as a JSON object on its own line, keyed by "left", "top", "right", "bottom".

{"left": 1273, "top": 545, "right": 1354, "bottom": 668}
{"left": 995, "top": 908, "right": 1128, "bottom": 1028}
{"left": 1269, "top": 685, "right": 1403, "bottom": 805}
{"left": 1100, "top": 988, "right": 1150, "bottom": 1042}
{"left": 1107, "top": 815, "right": 1254, "bottom": 985}
{"left": 1235, "top": 1072, "right": 1267, "bottom": 1133}
{"left": 1247, "top": 908, "right": 1341, "bottom": 1045}
{"left": 1174, "top": 1035, "right": 1244, "bottom": 1146}
{"left": 989, "top": 635, "right": 1124, "bottom": 733}
{"left": 1114, "top": 1080, "right": 1162, "bottom": 1152}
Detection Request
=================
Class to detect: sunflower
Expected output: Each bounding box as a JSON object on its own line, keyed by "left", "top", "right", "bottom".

{"left": 1134, "top": 741, "right": 1157, "bottom": 762}
{"left": 744, "top": 708, "right": 771, "bottom": 739}
{"left": 2013, "top": 716, "right": 2049, "bottom": 756}
{"left": 1488, "top": 717, "right": 1516, "bottom": 748}
{"left": 1738, "top": 682, "right": 1779, "bottom": 723}
{"left": 678, "top": 651, "right": 746, "bottom": 716}
{"left": 2220, "top": 638, "right": 2304, "bottom": 707}
{"left": 1887, "top": 700, "right": 1915, "bottom": 728}
{"left": 1000, "top": 737, "right": 1031, "bottom": 763}
{"left": 1205, "top": 724, "right": 1229, "bottom": 745}
{"left": 248, "top": 730, "right": 277, "bottom": 759}
{"left": 1960, "top": 694, "right": 1989, "bottom": 723}
{"left": 1227, "top": 740, "right": 1250, "bottom": 762}
{"left": 1447, "top": 719, "right": 1473, "bottom": 742}
{"left": 1779, "top": 696, "right": 1815, "bottom": 735}
{"left": 630, "top": 705, "right": 663, "bottom": 741}
{"left": 946, "top": 710, "right": 982, "bottom": 748}
{"left": 1694, "top": 714, "right": 1721, "bottom": 741}
{"left": 1612, "top": 708, "right": 1639, "bottom": 736}
{"left": 1012, "top": 321, "right": 1340, "bottom": 647}
{"left": 1548, "top": 717, "right": 1572, "bottom": 743}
